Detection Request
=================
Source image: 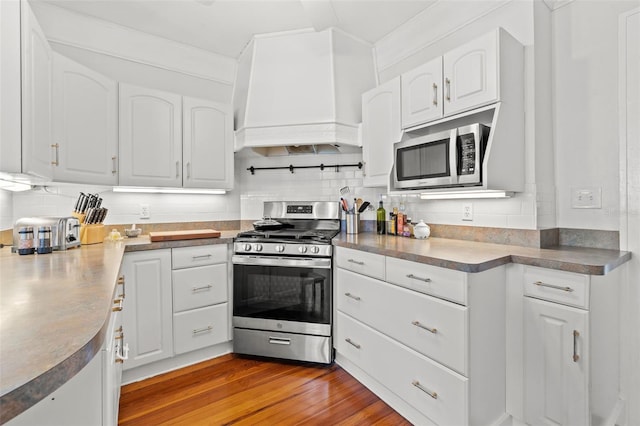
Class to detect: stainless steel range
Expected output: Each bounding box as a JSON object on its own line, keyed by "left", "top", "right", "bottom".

{"left": 232, "top": 201, "right": 340, "bottom": 364}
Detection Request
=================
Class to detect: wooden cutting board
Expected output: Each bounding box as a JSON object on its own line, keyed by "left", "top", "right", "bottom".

{"left": 149, "top": 229, "right": 221, "bottom": 242}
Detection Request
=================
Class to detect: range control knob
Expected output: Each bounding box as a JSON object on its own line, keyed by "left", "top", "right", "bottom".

{"left": 253, "top": 244, "right": 263, "bottom": 252}
{"left": 275, "top": 245, "right": 285, "bottom": 253}
{"left": 298, "top": 246, "right": 308, "bottom": 254}
{"left": 310, "top": 246, "right": 320, "bottom": 254}
{"left": 243, "top": 243, "right": 252, "bottom": 251}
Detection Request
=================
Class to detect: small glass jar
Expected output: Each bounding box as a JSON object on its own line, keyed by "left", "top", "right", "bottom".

{"left": 37, "top": 226, "right": 52, "bottom": 254}
{"left": 18, "top": 226, "right": 35, "bottom": 255}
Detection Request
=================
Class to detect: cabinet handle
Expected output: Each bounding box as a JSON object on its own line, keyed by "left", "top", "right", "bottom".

{"left": 347, "top": 259, "right": 365, "bottom": 266}
{"left": 345, "top": 338, "right": 361, "bottom": 349}
{"left": 269, "top": 337, "right": 291, "bottom": 345}
{"left": 112, "top": 156, "right": 117, "bottom": 175}
{"left": 176, "top": 161, "right": 180, "bottom": 178}
{"left": 344, "top": 292, "right": 361, "bottom": 301}
{"left": 192, "top": 254, "right": 212, "bottom": 260}
{"left": 573, "top": 330, "right": 580, "bottom": 362}
{"left": 533, "top": 281, "right": 574, "bottom": 292}
{"left": 112, "top": 298, "right": 123, "bottom": 312}
{"left": 116, "top": 343, "right": 129, "bottom": 363}
{"left": 193, "top": 325, "right": 213, "bottom": 335}
{"left": 411, "top": 320, "right": 438, "bottom": 334}
{"left": 187, "top": 162, "right": 191, "bottom": 179}
{"left": 115, "top": 326, "right": 123, "bottom": 340}
{"left": 407, "top": 273, "right": 431, "bottom": 283}
{"left": 412, "top": 380, "right": 438, "bottom": 399}
{"left": 445, "top": 78, "right": 451, "bottom": 101}
{"left": 117, "top": 275, "right": 125, "bottom": 299}
{"left": 192, "top": 284, "right": 213, "bottom": 292}
{"left": 51, "top": 143, "right": 59, "bottom": 166}
{"left": 432, "top": 82, "right": 438, "bottom": 106}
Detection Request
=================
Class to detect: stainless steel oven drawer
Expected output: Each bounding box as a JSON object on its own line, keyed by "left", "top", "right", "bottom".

{"left": 233, "top": 328, "right": 332, "bottom": 364}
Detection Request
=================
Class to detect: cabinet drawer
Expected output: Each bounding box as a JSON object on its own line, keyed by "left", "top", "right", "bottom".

{"left": 335, "top": 246, "right": 385, "bottom": 280}
{"left": 172, "top": 264, "right": 228, "bottom": 312}
{"left": 173, "top": 303, "right": 229, "bottom": 355}
{"left": 172, "top": 244, "right": 227, "bottom": 269}
{"left": 386, "top": 256, "right": 468, "bottom": 305}
{"left": 523, "top": 266, "right": 589, "bottom": 309}
{"left": 337, "top": 268, "right": 468, "bottom": 375}
{"left": 336, "top": 312, "right": 468, "bottom": 425}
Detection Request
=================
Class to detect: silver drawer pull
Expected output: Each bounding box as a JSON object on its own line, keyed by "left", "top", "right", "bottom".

{"left": 573, "top": 330, "right": 580, "bottom": 362}
{"left": 345, "top": 338, "right": 361, "bottom": 349}
{"left": 412, "top": 380, "right": 438, "bottom": 399}
{"left": 192, "top": 254, "right": 212, "bottom": 260}
{"left": 534, "top": 281, "right": 574, "bottom": 292}
{"left": 344, "top": 292, "right": 361, "bottom": 301}
{"left": 269, "top": 337, "right": 291, "bottom": 345}
{"left": 192, "top": 325, "right": 213, "bottom": 335}
{"left": 411, "top": 320, "right": 437, "bottom": 334}
{"left": 407, "top": 273, "right": 431, "bottom": 283}
{"left": 192, "top": 284, "right": 213, "bottom": 292}
{"left": 348, "top": 259, "right": 365, "bottom": 266}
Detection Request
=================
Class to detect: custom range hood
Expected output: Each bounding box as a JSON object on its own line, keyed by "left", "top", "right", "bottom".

{"left": 233, "top": 28, "right": 376, "bottom": 156}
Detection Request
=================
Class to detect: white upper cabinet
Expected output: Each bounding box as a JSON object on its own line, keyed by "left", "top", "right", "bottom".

{"left": 119, "top": 84, "right": 183, "bottom": 187}
{"left": 183, "top": 97, "right": 233, "bottom": 189}
{"left": 362, "top": 77, "right": 401, "bottom": 187}
{"left": 52, "top": 53, "right": 118, "bottom": 185}
{"left": 400, "top": 28, "right": 521, "bottom": 129}
{"left": 401, "top": 57, "right": 443, "bottom": 128}
{"left": 443, "top": 30, "right": 498, "bottom": 116}
{"left": 21, "top": 0, "right": 53, "bottom": 179}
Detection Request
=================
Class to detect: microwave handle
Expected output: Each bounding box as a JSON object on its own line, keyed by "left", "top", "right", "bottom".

{"left": 448, "top": 129, "right": 458, "bottom": 184}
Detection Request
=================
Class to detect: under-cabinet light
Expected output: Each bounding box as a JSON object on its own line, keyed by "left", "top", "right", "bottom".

{"left": 0, "top": 179, "right": 32, "bottom": 192}
{"left": 112, "top": 186, "right": 226, "bottom": 195}
{"left": 420, "top": 190, "right": 513, "bottom": 200}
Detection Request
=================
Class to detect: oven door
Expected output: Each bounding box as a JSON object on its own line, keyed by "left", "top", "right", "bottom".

{"left": 232, "top": 255, "right": 331, "bottom": 336}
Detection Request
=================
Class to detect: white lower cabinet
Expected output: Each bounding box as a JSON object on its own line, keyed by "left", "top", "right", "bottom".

{"left": 334, "top": 246, "right": 506, "bottom": 426}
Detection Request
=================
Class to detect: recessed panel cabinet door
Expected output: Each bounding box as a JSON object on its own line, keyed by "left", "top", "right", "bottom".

{"left": 119, "top": 84, "right": 182, "bottom": 187}
{"left": 401, "top": 57, "right": 443, "bottom": 128}
{"left": 183, "top": 97, "right": 233, "bottom": 189}
{"left": 443, "top": 30, "right": 498, "bottom": 116}
{"left": 524, "top": 297, "right": 589, "bottom": 426}
{"left": 121, "top": 249, "right": 173, "bottom": 370}
{"left": 52, "top": 53, "right": 117, "bottom": 185}
{"left": 362, "top": 77, "right": 401, "bottom": 187}
{"left": 21, "top": 1, "right": 53, "bottom": 179}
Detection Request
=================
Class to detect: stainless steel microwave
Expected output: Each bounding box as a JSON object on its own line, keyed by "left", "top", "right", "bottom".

{"left": 393, "top": 123, "right": 490, "bottom": 190}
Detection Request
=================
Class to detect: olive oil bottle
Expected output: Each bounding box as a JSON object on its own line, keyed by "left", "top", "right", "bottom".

{"left": 376, "top": 199, "right": 386, "bottom": 234}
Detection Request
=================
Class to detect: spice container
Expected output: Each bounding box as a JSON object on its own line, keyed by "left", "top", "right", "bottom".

{"left": 37, "top": 226, "right": 52, "bottom": 254}
{"left": 18, "top": 226, "right": 35, "bottom": 255}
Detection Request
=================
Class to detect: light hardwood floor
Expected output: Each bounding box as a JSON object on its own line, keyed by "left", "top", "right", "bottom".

{"left": 118, "top": 354, "right": 411, "bottom": 425}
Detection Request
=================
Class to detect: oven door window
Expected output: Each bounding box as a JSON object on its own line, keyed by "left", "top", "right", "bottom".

{"left": 396, "top": 138, "right": 450, "bottom": 181}
{"left": 233, "top": 264, "right": 330, "bottom": 324}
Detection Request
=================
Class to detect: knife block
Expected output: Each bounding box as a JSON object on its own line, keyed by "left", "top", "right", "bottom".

{"left": 80, "top": 224, "right": 104, "bottom": 245}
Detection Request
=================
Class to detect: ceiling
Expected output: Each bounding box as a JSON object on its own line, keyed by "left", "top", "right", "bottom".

{"left": 40, "top": 0, "right": 437, "bottom": 59}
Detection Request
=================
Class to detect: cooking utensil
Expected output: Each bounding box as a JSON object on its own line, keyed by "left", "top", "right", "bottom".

{"left": 356, "top": 198, "right": 363, "bottom": 210}
{"left": 358, "top": 201, "right": 371, "bottom": 213}
{"left": 339, "top": 186, "right": 350, "bottom": 196}
{"left": 253, "top": 218, "right": 284, "bottom": 231}
{"left": 340, "top": 198, "right": 349, "bottom": 212}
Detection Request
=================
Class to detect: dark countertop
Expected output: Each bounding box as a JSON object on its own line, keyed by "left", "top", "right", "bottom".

{"left": 333, "top": 233, "right": 631, "bottom": 275}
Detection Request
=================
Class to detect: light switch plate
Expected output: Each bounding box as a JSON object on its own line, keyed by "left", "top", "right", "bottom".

{"left": 571, "top": 187, "right": 602, "bottom": 209}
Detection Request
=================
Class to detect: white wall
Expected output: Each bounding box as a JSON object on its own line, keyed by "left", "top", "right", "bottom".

{"left": 0, "top": 189, "right": 13, "bottom": 230}
{"left": 552, "top": 0, "right": 637, "bottom": 230}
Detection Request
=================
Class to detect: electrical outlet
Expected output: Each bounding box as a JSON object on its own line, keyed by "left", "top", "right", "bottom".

{"left": 571, "top": 187, "right": 602, "bottom": 209}
{"left": 462, "top": 203, "right": 473, "bottom": 221}
{"left": 139, "top": 204, "right": 150, "bottom": 219}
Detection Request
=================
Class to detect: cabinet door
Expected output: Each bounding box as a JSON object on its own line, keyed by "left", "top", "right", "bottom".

{"left": 21, "top": 0, "right": 53, "bottom": 179}
{"left": 443, "top": 30, "right": 497, "bottom": 116}
{"left": 52, "top": 53, "right": 118, "bottom": 185}
{"left": 361, "top": 77, "right": 401, "bottom": 187}
{"left": 119, "top": 84, "right": 182, "bottom": 187}
{"left": 401, "top": 57, "right": 443, "bottom": 128}
{"left": 121, "top": 249, "right": 173, "bottom": 370}
{"left": 524, "top": 297, "right": 589, "bottom": 426}
{"left": 183, "top": 97, "right": 234, "bottom": 190}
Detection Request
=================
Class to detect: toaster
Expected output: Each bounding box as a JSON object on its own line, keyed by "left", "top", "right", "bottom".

{"left": 12, "top": 217, "right": 81, "bottom": 252}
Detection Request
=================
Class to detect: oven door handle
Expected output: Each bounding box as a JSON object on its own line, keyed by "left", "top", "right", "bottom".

{"left": 232, "top": 255, "right": 331, "bottom": 269}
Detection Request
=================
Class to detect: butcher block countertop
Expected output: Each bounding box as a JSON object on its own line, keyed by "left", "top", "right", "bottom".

{"left": 0, "top": 229, "right": 630, "bottom": 423}
{"left": 333, "top": 233, "right": 631, "bottom": 275}
{"left": 0, "top": 232, "right": 236, "bottom": 424}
